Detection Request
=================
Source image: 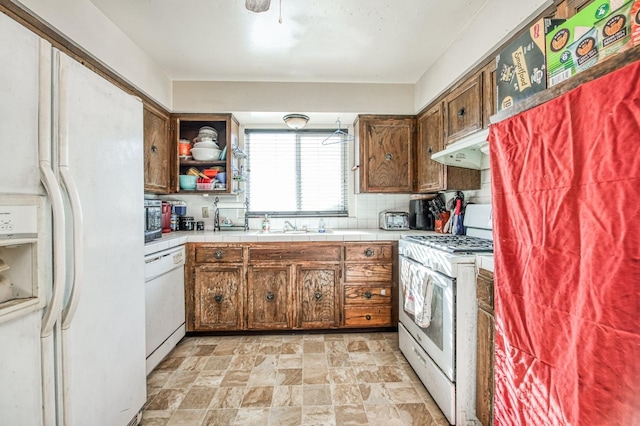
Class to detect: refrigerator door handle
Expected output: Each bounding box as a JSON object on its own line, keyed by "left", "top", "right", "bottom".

{"left": 39, "top": 164, "right": 67, "bottom": 337}
{"left": 60, "top": 165, "right": 83, "bottom": 329}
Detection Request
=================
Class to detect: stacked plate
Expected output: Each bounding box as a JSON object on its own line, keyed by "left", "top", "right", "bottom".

{"left": 192, "top": 126, "right": 221, "bottom": 160}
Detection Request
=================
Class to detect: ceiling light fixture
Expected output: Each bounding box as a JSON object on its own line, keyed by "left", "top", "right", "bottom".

{"left": 245, "top": 0, "right": 271, "bottom": 13}
{"left": 283, "top": 114, "right": 309, "bottom": 130}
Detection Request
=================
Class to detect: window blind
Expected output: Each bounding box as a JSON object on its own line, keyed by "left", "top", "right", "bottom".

{"left": 245, "top": 129, "right": 348, "bottom": 217}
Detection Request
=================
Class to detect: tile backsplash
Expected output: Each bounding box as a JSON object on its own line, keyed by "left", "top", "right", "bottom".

{"left": 153, "top": 167, "right": 492, "bottom": 232}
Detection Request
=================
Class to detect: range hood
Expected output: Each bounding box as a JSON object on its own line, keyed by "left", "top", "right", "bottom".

{"left": 431, "top": 128, "right": 490, "bottom": 170}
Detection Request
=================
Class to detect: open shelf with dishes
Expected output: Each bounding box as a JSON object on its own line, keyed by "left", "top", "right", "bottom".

{"left": 174, "top": 113, "right": 241, "bottom": 194}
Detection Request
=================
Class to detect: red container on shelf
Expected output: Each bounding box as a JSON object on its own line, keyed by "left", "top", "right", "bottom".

{"left": 161, "top": 201, "right": 171, "bottom": 233}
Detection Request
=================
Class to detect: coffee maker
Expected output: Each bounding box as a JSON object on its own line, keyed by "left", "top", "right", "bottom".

{"left": 409, "top": 199, "right": 435, "bottom": 230}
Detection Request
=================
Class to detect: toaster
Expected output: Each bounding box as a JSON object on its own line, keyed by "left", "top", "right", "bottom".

{"left": 379, "top": 210, "right": 410, "bottom": 230}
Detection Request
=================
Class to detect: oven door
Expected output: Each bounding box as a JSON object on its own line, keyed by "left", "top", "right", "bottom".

{"left": 399, "top": 254, "right": 455, "bottom": 381}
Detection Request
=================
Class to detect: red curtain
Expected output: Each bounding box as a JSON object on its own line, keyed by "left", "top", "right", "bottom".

{"left": 488, "top": 60, "right": 640, "bottom": 425}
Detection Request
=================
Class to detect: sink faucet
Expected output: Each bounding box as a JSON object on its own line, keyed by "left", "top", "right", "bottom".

{"left": 284, "top": 220, "right": 297, "bottom": 231}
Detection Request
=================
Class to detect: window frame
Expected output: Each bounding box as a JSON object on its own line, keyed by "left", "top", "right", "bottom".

{"left": 244, "top": 128, "right": 349, "bottom": 218}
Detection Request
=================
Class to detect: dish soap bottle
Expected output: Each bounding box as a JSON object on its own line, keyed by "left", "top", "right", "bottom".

{"left": 318, "top": 218, "right": 325, "bottom": 233}
{"left": 262, "top": 214, "right": 270, "bottom": 232}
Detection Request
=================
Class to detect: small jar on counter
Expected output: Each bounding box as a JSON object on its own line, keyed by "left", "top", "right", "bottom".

{"left": 196, "top": 221, "right": 205, "bottom": 231}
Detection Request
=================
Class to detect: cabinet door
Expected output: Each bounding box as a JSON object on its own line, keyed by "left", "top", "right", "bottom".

{"left": 415, "top": 104, "right": 445, "bottom": 192}
{"left": 481, "top": 60, "right": 497, "bottom": 129}
{"left": 247, "top": 265, "right": 291, "bottom": 330}
{"left": 358, "top": 116, "right": 415, "bottom": 193}
{"left": 476, "top": 308, "right": 495, "bottom": 426}
{"left": 297, "top": 265, "right": 339, "bottom": 328}
{"left": 193, "top": 264, "right": 243, "bottom": 330}
{"left": 443, "top": 73, "right": 482, "bottom": 144}
{"left": 143, "top": 103, "right": 172, "bottom": 193}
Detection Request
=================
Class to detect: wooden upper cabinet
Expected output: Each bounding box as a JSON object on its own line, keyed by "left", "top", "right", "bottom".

{"left": 355, "top": 115, "right": 415, "bottom": 193}
{"left": 143, "top": 103, "right": 173, "bottom": 194}
{"left": 415, "top": 103, "right": 445, "bottom": 193}
{"left": 443, "top": 73, "right": 483, "bottom": 144}
{"left": 481, "top": 60, "right": 497, "bottom": 129}
{"left": 554, "top": 0, "right": 595, "bottom": 18}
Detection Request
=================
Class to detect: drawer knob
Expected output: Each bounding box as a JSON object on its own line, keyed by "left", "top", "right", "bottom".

{"left": 151, "top": 144, "right": 158, "bottom": 153}
{"left": 314, "top": 291, "right": 323, "bottom": 301}
{"left": 385, "top": 153, "right": 393, "bottom": 161}
{"left": 428, "top": 146, "right": 433, "bottom": 154}
{"left": 214, "top": 294, "right": 223, "bottom": 303}
{"left": 214, "top": 250, "right": 224, "bottom": 259}
{"left": 364, "top": 248, "right": 374, "bottom": 257}
{"left": 265, "top": 291, "right": 275, "bottom": 302}
{"left": 364, "top": 291, "right": 372, "bottom": 299}
{"left": 457, "top": 107, "right": 466, "bottom": 118}
{"left": 365, "top": 314, "right": 372, "bottom": 321}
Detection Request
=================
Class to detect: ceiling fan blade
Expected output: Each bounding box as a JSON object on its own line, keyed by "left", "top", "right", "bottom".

{"left": 246, "top": 0, "right": 271, "bottom": 13}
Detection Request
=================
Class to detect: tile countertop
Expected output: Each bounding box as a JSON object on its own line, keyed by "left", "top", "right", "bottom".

{"left": 144, "top": 228, "right": 438, "bottom": 256}
{"left": 477, "top": 254, "right": 494, "bottom": 273}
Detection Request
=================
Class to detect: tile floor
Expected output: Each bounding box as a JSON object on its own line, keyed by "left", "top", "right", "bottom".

{"left": 142, "top": 332, "right": 449, "bottom": 426}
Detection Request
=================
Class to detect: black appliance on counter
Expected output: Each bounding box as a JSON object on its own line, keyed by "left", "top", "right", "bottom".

{"left": 409, "top": 198, "right": 435, "bottom": 230}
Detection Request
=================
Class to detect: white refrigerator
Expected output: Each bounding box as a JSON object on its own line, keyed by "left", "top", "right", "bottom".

{"left": 0, "top": 11, "right": 147, "bottom": 426}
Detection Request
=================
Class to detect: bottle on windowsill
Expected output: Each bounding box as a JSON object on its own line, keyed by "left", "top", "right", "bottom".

{"left": 262, "top": 214, "right": 270, "bottom": 232}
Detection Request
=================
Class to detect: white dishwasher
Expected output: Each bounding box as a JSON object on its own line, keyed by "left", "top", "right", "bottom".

{"left": 144, "top": 245, "right": 186, "bottom": 374}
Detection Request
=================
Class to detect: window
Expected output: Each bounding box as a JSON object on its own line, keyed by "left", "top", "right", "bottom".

{"left": 245, "top": 129, "right": 348, "bottom": 217}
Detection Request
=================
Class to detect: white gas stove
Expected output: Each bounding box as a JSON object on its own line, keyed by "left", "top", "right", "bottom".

{"left": 398, "top": 204, "right": 492, "bottom": 425}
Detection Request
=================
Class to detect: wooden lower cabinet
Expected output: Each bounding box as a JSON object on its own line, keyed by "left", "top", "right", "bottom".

{"left": 186, "top": 241, "right": 397, "bottom": 332}
{"left": 476, "top": 268, "right": 495, "bottom": 426}
{"left": 343, "top": 242, "right": 396, "bottom": 328}
{"left": 193, "top": 264, "right": 243, "bottom": 331}
{"left": 298, "top": 265, "right": 340, "bottom": 329}
{"left": 247, "top": 265, "right": 291, "bottom": 330}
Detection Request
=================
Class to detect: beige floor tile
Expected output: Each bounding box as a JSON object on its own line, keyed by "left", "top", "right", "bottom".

{"left": 141, "top": 410, "right": 172, "bottom": 426}
{"left": 220, "top": 369, "right": 250, "bottom": 387}
{"left": 146, "top": 389, "right": 188, "bottom": 411}
{"left": 302, "top": 384, "right": 332, "bottom": 406}
{"left": 166, "top": 409, "right": 206, "bottom": 426}
{"left": 203, "top": 355, "right": 232, "bottom": 371}
{"left": 164, "top": 371, "right": 199, "bottom": 389}
{"left": 280, "top": 342, "right": 303, "bottom": 354}
{"left": 201, "top": 409, "right": 237, "bottom": 426}
{"left": 228, "top": 354, "right": 257, "bottom": 370}
{"left": 327, "top": 367, "right": 357, "bottom": 384}
{"left": 209, "top": 387, "right": 245, "bottom": 409}
{"left": 331, "top": 383, "right": 363, "bottom": 405}
{"left": 334, "top": 405, "right": 369, "bottom": 425}
{"left": 268, "top": 406, "right": 302, "bottom": 426}
{"left": 271, "top": 385, "right": 303, "bottom": 407}
{"left": 241, "top": 386, "right": 274, "bottom": 408}
{"left": 303, "top": 366, "right": 329, "bottom": 384}
{"left": 277, "top": 354, "right": 303, "bottom": 369}
{"left": 193, "top": 370, "right": 225, "bottom": 387}
{"left": 234, "top": 407, "right": 271, "bottom": 425}
{"left": 178, "top": 386, "right": 216, "bottom": 409}
{"left": 302, "top": 405, "right": 336, "bottom": 425}
{"left": 276, "top": 368, "right": 302, "bottom": 386}
{"left": 303, "top": 341, "right": 326, "bottom": 353}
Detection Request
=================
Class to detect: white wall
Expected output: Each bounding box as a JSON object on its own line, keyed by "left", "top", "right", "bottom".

{"left": 172, "top": 81, "right": 415, "bottom": 121}
{"left": 414, "top": 0, "right": 552, "bottom": 112}
{"left": 14, "top": 0, "right": 172, "bottom": 109}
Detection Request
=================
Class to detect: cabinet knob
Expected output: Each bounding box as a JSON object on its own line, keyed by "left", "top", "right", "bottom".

{"left": 214, "top": 294, "right": 223, "bottom": 303}
{"left": 364, "top": 291, "right": 372, "bottom": 299}
{"left": 214, "top": 250, "right": 224, "bottom": 260}
{"left": 314, "top": 291, "right": 323, "bottom": 301}
{"left": 365, "top": 314, "right": 372, "bottom": 321}
{"left": 265, "top": 291, "right": 275, "bottom": 302}
{"left": 364, "top": 248, "right": 374, "bottom": 257}
{"left": 428, "top": 146, "right": 433, "bottom": 154}
{"left": 457, "top": 107, "right": 466, "bottom": 118}
{"left": 385, "top": 153, "right": 393, "bottom": 161}
{"left": 151, "top": 145, "right": 158, "bottom": 153}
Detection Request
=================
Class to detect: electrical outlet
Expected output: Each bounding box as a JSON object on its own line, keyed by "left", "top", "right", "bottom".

{"left": 202, "top": 207, "right": 209, "bottom": 218}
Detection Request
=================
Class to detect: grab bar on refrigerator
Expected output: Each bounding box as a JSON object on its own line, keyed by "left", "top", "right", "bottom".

{"left": 60, "top": 166, "right": 83, "bottom": 329}
{"left": 40, "top": 46, "right": 66, "bottom": 339}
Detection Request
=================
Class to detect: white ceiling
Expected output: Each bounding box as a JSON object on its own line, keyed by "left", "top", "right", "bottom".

{"left": 87, "top": 0, "right": 490, "bottom": 84}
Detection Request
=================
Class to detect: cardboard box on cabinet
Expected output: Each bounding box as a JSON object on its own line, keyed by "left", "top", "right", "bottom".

{"left": 546, "top": 0, "right": 636, "bottom": 87}
{"left": 496, "top": 18, "right": 565, "bottom": 111}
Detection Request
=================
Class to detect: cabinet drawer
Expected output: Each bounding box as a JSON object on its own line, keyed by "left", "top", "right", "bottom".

{"left": 249, "top": 244, "right": 341, "bottom": 262}
{"left": 344, "top": 307, "right": 392, "bottom": 327}
{"left": 195, "top": 246, "right": 243, "bottom": 263}
{"left": 345, "top": 243, "right": 393, "bottom": 261}
{"left": 344, "top": 264, "right": 392, "bottom": 282}
{"left": 344, "top": 285, "right": 392, "bottom": 305}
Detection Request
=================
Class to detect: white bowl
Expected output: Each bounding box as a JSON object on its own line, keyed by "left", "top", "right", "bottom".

{"left": 191, "top": 147, "right": 222, "bottom": 161}
{"left": 193, "top": 141, "right": 219, "bottom": 150}
{"left": 198, "top": 126, "right": 218, "bottom": 139}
